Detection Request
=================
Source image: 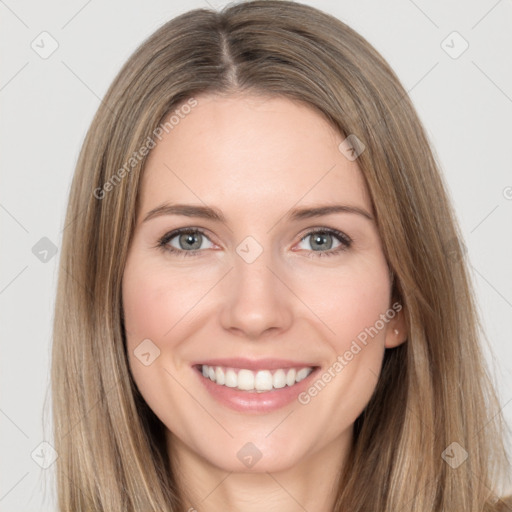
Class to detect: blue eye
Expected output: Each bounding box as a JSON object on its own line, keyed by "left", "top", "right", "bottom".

{"left": 158, "top": 228, "right": 213, "bottom": 257}
{"left": 296, "top": 228, "right": 352, "bottom": 258}
{"left": 157, "top": 227, "right": 352, "bottom": 258}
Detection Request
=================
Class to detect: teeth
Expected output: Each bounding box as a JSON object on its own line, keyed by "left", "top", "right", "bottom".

{"left": 255, "top": 370, "right": 273, "bottom": 391}
{"left": 238, "top": 369, "right": 254, "bottom": 390}
{"left": 272, "top": 369, "right": 286, "bottom": 389}
{"left": 286, "top": 368, "right": 296, "bottom": 386}
{"left": 199, "top": 365, "right": 314, "bottom": 392}
{"left": 296, "top": 368, "right": 311, "bottom": 382}
{"left": 225, "top": 369, "right": 237, "bottom": 388}
{"left": 215, "top": 366, "right": 225, "bottom": 385}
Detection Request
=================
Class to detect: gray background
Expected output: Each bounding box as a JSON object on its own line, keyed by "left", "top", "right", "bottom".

{"left": 1, "top": 0, "right": 511, "bottom": 509}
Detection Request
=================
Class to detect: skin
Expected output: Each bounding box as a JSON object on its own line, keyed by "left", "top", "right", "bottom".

{"left": 122, "top": 93, "right": 407, "bottom": 511}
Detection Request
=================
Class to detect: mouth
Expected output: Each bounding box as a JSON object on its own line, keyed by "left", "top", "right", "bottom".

{"left": 191, "top": 357, "right": 320, "bottom": 412}
{"left": 194, "top": 364, "right": 317, "bottom": 393}
{"left": 191, "top": 357, "right": 320, "bottom": 413}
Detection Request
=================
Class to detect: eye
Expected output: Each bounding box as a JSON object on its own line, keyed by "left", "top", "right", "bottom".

{"left": 157, "top": 226, "right": 352, "bottom": 258}
{"left": 295, "top": 228, "right": 352, "bottom": 258}
{"left": 157, "top": 228, "right": 215, "bottom": 257}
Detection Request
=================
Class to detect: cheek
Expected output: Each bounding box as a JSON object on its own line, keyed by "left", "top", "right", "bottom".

{"left": 122, "top": 256, "right": 210, "bottom": 346}
{"left": 121, "top": 256, "right": 202, "bottom": 429}
{"left": 292, "top": 258, "right": 391, "bottom": 354}
{"left": 293, "top": 260, "right": 390, "bottom": 411}
{"left": 291, "top": 259, "right": 391, "bottom": 424}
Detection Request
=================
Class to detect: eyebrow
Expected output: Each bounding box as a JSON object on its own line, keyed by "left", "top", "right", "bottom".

{"left": 142, "top": 202, "right": 374, "bottom": 224}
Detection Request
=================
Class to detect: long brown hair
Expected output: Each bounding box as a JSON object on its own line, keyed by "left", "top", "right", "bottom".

{"left": 50, "top": 1, "right": 510, "bottom": 510}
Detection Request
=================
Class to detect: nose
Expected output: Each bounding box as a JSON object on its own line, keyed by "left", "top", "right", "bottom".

{"left": 219, "top": 246, "right": 294, "bottom": 340}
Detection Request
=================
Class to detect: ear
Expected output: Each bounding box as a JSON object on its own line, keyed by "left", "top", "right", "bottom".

{"left": 384, "top": 303, "right": 407, "bottom": 349}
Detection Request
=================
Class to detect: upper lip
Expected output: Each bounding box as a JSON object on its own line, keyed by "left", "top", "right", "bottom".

{"left": 193, "top": 358, "right": 318, "bottom": 371}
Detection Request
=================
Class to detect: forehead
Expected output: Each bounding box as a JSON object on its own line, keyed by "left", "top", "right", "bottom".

{"left": 138, "top": 93, "right": 371, "bottom": 220}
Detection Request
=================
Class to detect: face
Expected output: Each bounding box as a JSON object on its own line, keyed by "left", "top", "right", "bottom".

{"left": 122, "top": 93, "right": 405, "bottom": 474}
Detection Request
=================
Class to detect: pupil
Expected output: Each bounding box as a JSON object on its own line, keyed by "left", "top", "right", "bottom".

{"left": 181, "top": 232, "right": 201, "bottom": 250}
{"left": 312, "top": 233, "right": 331, "bottom": 251}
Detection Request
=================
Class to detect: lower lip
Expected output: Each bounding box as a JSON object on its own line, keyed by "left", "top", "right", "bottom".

{"left": 194, "top": 366, "right": 319, "bottom": 413}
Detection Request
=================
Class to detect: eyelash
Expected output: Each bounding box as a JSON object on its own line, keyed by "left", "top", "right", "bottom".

{"left": 156, "top": 227, "right": 352, "bottom": 259}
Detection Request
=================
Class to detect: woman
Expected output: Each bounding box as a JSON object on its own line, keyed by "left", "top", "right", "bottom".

{"left": 51, "top": 1, "right": 511, "bottom": 510}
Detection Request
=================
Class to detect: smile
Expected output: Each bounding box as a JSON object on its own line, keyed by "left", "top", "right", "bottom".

{"left": 199, "top": 364, "right": 314, "bottom": 393}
